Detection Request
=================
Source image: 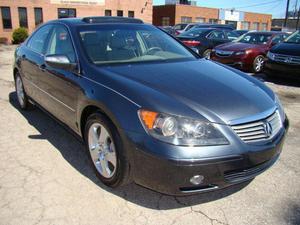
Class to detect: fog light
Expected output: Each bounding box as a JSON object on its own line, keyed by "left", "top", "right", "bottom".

{"left": 190, "top": 175, "right": 204, "bottom": 185}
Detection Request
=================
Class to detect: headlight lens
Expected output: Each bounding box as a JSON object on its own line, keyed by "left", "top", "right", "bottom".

{"left": 138, "top": 109, "right": 229, "bottom": 146}
{"left": 275, "top": 94, "right": 285, "bottom": 122}
{"left": 267, "top": 51, "right": 275, "bottom": 60}
{"left": 235, "top": 51, "right": 245, "bottom": 56}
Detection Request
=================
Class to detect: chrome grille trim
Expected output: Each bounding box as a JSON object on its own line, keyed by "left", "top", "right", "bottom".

{"left": 231, "top": 110, "right": 282, "bottom": 143}
{"left": 272, "top": 53, "right": 300, "bottom": 65}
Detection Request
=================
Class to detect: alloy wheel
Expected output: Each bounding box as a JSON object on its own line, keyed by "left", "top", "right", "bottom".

{"left": 254, "top": 56, "right": 264, "bottom": 73}
{"left": 16, "top": 76, "right": 25, "bottom": 107}
{"left": 88, "top": 123, "right": 117, "bottom": 178}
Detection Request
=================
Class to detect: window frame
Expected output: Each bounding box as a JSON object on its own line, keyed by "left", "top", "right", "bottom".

{"left": 34, "top": 7, "right": 43, "bottom": 27}
{"left": 117, "top": 10, "right": 123, "bottom": 17}
{"left": 18, "top": 7, "right": 28, "bottom": 28}
{"left": 105, "top": 9, "right": 112, "bottom": 16}
{"left": 58, "top": 8, "right": 76, "bottom": 19}
{"left": 128, "top": 11, "right": 134, "bottom": 18}
{"left": 1, "top": 6, "right": 12, "bottom": 29}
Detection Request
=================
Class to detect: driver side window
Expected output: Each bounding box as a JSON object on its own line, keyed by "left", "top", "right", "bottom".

{"left": 46, "top": 25, "right": 76, "bottom": 63}
{"left": 208, "top": 30, "right": 225, "bottom": 40}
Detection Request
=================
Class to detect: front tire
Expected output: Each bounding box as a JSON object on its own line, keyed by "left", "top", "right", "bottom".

{"left": 15, "top": 73, "right": 30, "bottom": 110}
{"left": 84, "top": 112, "right": 130, "bottom": 187}
{"left": 252, "top": 55, "right": 264, "bottom": 73}
{"left": 203, "top": 49, "right": 212, "bottom": 59}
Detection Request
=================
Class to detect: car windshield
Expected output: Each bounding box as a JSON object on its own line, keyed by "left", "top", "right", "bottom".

{"left": 284, "top": 30, "right": 300, "bottom": 44}
{"left": 179, "top": 28, "right": 210, "bottom": 37}
{"left": 78, "top": 24, "right": 196, "bottom": 65}
{"left": 234, "top": 33, "right": 273, "bottom": 44}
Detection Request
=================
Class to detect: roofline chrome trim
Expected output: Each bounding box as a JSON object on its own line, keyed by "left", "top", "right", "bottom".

{"left": 83, "top": 76, "right": 141, "bottom": 108}
{"left": 228, "top": 106, "right": 277, "bottom": 126}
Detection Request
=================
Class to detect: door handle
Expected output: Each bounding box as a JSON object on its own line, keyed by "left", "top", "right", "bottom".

{"left": 39, "top": 64, "right": 46, "bottom": 72}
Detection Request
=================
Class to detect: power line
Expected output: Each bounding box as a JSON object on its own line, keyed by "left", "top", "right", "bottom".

{"left": 234, "top": 0, "right": 283, "bottom": 9}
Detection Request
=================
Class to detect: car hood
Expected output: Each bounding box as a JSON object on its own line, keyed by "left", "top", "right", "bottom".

{"left": 97, "top": 59, "right": 275, "bottom": 124}
{"left": 271, "top": 42, "right": 300, "bottom": 56}
{"left": 216, "top": 42, "right": 262, "bottom": 51}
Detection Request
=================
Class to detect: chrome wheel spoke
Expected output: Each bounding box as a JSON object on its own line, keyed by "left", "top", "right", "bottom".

{"left": 99, "top": 157, "right": 110, "bottom": 178}
{"left": 105, "top": 150, "right": 116, "bottom": 168}
{"left": 99, "top": 128, "right": 109, "bottom": 144}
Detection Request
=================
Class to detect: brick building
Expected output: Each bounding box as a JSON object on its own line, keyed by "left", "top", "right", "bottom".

{"left": 0, "top": 0, "right": 153, "bottom": 43}
{"left": 153, "top": 4, "right": 272, "bottom": 31}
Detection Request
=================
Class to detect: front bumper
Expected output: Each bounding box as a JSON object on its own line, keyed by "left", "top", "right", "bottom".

{"left": 264, "top": 60, "right": 300, "bottom": 78}
{"left": 211, "top": 53, "right": 252, "bottom": 71}
{"left": 124, "top": 118, "right": 289, "bottom": 196}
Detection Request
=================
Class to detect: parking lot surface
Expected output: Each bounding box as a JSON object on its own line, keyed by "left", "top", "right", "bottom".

{"left": 0, "top": 45, "right": 299, "bottom": 225}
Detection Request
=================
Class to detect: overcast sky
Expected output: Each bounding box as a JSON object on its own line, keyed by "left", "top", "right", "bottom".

{"left": 153, "top": 0, "right": 299, "bottom": 18}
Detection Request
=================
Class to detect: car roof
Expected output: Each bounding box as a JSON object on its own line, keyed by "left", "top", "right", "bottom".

{"left": 47, "top": 16, "right": 144, "bottom": 26}
{"left": 248, "top": 31, "right": 286, "bottom": 35}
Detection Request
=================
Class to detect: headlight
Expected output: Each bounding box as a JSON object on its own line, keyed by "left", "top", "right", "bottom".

{"left": 267, "top": 51, "right": 275, "bottom": 60}
{"left": 235, "top": 51, "right": 245, "bottom": 56}
{"left": 138, "top": 109, "right": 229, "bottom": 146}
{"left": 275, "top": 94, "right": 286, "bottom": 122}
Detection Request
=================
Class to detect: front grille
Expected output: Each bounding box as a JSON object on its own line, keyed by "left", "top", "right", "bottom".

{"left": 273, "top": 53, "right": 300, "bottom": 65}
{"left": 231, "top": 110, "right": 282, "bottom": 143}
{"left": 216, "top": 50, "right": 233, "bottom": 57}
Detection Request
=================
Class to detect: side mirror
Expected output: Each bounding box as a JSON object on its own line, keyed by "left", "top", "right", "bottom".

{"left": 45, "top": 54, "right": 77, "bottom": 71}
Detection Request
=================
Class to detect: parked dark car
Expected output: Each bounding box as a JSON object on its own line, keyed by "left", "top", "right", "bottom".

{"left": 158, "top": 26, "right": 176, "bottom": 36}
{"left": 235, "top": 30, "right": 249, "bottom": 36}
{"left": 14, "top": 17, "right": 288, "bottom": 195}
{"left": 264, "top": 30, "right": 300, "bottom": 78}
{"left": 211, "top": 31, "right": 288, "bottom": 73}
{"left": 173, "top": 23, "right": 189, "bottom": 35}
{"left": 173, "top": 23, "right": 234, "bottom": 36}
{"left": 177, "top": 28, "right": 239, "bottom": 58}
{"left": 192, "top": 23, "right": 234, "bottom": 30}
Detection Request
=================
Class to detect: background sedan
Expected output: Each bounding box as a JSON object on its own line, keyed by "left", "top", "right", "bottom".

{"left": 211, "top": 31, "right": 288, "bottom": 73}
{"left": 177, "top": 28, "right": 239, "bottom": 58}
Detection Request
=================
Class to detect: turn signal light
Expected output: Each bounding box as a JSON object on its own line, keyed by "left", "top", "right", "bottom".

{"left": 139, "top": 110, "right": 158, "bottom": 129}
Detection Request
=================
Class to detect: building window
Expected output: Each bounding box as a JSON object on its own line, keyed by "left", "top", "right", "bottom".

{"left": 195, "top": 17, "right": 205, "bottom": 23}
{"left": 261, "top": 23, "right": 267, "bottom": 31}
{"left": 162, "top": 17, "right": 170, "bottom": 26}
{"left": 209, "top": 19, "right": 218, "bottom": 24}
{"left": 252, "top": 22, "right": 259, "bottom": 31}
{"left": 18, "top": 7, "right": 28, "bottom": 28}
{"left": 128, "top": 11, "right": 134, "bottom": 18}
{"left": 181, "top": 16, "right": 192, "bottom": 23}
{"left": 58, "top": 8, "right": 76, "bottom": 19}
{"left": 241, "top": 21, "right": 250, "bottom": 30}
{"left": 105, "top": 10, "right": 112, "bottom": 16}
{"left": 117, "top": 10, "right": 123, "bottom": 17}
{"left": 34, "top": 8, "right": 43, "bottom": 26}
{"left": 1, "top": 7, "right": 12, "bottom": 29}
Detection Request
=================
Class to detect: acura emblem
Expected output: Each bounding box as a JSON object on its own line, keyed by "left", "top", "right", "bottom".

{"left": 263, "top": 121, "right": 273, "bottom": 137}
{"left": 284, "top": 57, "right": 291, "bottom": 63}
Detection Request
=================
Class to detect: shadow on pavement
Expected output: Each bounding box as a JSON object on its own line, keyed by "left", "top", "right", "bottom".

{"left": 9, "top": 91, "right": 251, "bottom": 210}
{"left": 252, "top": 73, "right": 300, "bottom": 88}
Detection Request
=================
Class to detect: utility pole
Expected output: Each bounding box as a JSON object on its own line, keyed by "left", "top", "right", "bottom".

{"left": 284, "top": 0, "right": 290, "bottom": 27}
{"left": 296, "top": 4, "right": 300, "bottom": 29}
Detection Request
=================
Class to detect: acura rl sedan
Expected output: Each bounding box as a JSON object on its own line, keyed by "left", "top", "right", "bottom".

{"left": 14, "top": 17, "right": 289, "bottom": 195}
